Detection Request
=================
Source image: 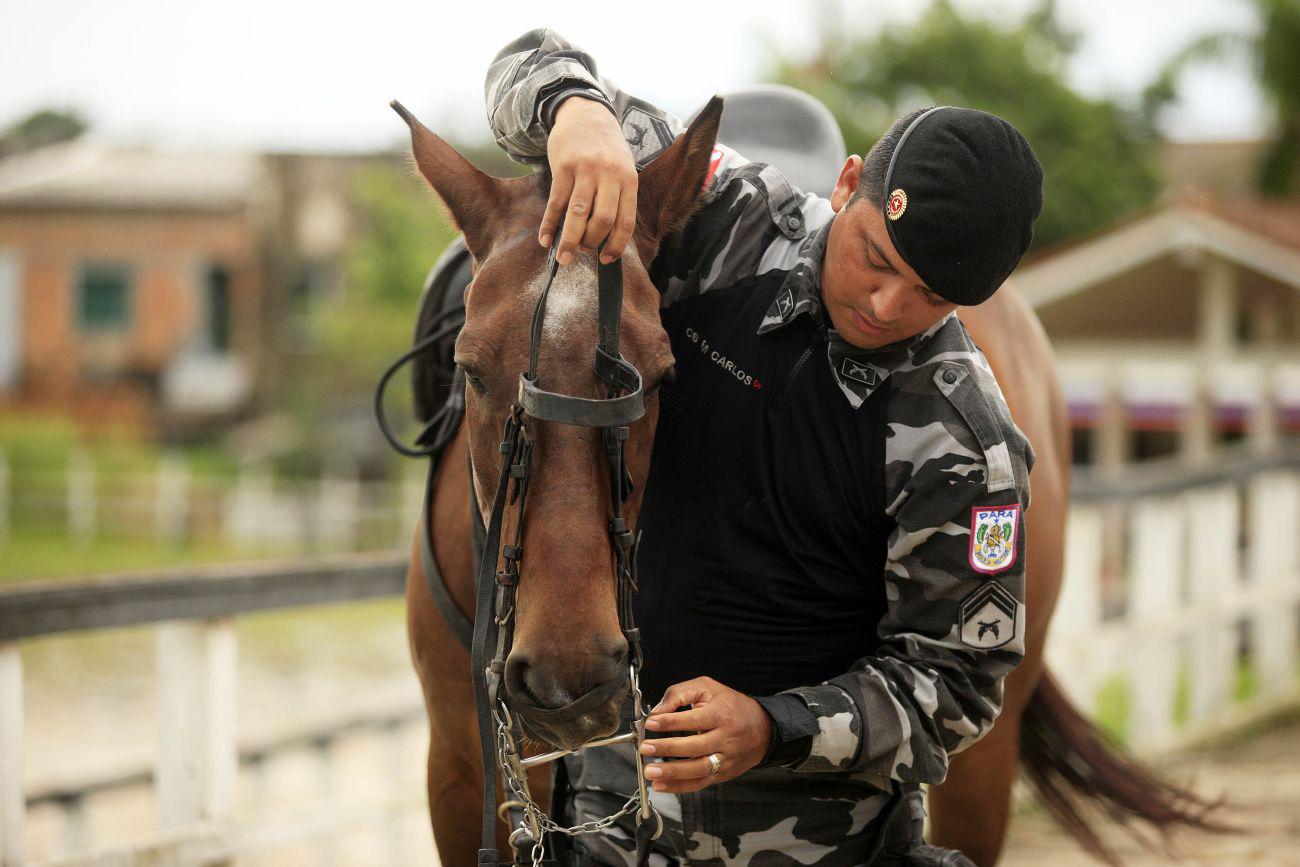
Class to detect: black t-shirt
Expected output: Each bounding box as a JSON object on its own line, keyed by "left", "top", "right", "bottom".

{"left": 634, "top": 270, "right": 894, "bottom": 704}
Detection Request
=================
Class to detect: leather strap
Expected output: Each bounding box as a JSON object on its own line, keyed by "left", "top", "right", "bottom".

{"left": 418, "top": 458, "right": 474, "bottom": 650}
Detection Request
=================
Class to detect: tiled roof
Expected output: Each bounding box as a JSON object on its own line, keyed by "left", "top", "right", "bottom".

{"left": 0, "top": 138, "right": 263, "bottom": 211}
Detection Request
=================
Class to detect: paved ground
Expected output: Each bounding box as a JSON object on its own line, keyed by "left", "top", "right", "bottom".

{"left": 1001, "top": 710, "right": 1300, "bottom": 866}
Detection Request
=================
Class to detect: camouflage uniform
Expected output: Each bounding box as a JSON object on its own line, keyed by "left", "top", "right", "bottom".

{"left": 484, "top": 29, "right": 1034, "bottom": 867}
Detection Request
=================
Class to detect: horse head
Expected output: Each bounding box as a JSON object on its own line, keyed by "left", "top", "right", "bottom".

{"left": 395, "top": 99, "right": 722, "bottom": 749}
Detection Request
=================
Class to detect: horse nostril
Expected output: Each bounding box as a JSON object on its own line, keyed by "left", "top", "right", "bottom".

{"left": 505, "top": 639, "right": 630, "bottom": 711}
{"left": 505, "top": 653, "right": 544, "bottom": 706}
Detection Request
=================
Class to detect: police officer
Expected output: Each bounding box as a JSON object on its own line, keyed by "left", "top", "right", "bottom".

{"left": 479, "top": 28, "right": 1041, "bottom": 866}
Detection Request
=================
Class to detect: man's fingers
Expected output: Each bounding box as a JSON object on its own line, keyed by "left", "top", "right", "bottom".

{"left": 644, "top": 705, "right": 713, "bottom": 733}
{"left": 557, "top": 178, "right": 596, "bottom": 265}
{"left": 639, "top": 732, "right": 715, "bottom": 759}
{"left": 643, "top": 754, "right": 726, "bottom": 792}
{"left": 652, "top": 677, "right": 714, "bottom": 714}
{"left": 583, "top": 181, "right": 621, "bottom": 255}
{"left": 602, "top": 183, "right": 638, "bottom": 264}
{"left": 539, "top": 170, "right": 573, "bottom": 249}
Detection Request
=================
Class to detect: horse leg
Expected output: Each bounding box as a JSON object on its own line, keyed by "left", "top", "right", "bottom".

{"left": 407, "top": 428, "right": 486, "bottom": 865}
{"left": 426, "top": 720, "right": 485, "bottom": 866}
{"left": 927, "top": 652, "right": 1043, "bottom": 866}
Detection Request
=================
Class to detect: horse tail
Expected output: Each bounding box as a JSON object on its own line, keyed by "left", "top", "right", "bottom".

{"left": 1018, "top": 670, "right": 1233, "bottom": 864}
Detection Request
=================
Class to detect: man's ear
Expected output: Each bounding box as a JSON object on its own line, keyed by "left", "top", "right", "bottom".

{"left": 391, "top": 100, "right": 505, "bottom": 260}
{"left": 633, "top": 96, "right": 724, "bottom": 263}
{"left": 830, "top": 155, "right": 864, "bottom": 213}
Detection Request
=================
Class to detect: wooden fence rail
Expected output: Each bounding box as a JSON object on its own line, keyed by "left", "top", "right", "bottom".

{"left": 1, "top": 553, "right": 408, "bottom": 867}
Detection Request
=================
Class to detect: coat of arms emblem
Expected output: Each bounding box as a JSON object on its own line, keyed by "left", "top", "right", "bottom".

{"left": 969, "top": 504, "right": 1019, "bottom": 574}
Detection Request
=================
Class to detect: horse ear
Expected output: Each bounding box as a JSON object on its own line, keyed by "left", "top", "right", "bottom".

{"left": 391, "top": 100, "right": 504, "bottom": 260}
{"left": 633, "top": 96, "right": 724, "bottom": 262}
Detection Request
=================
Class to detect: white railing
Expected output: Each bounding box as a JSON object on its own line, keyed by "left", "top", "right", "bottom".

{"left": 0, "top": 449, "right": 424, "bottom": 556}
{"left": 1048, "top": 448, "right": 1300, "bottom": 752}
{"left": 2, "top": 450, "right": 1299, "bottom": 865}
{"left": 0, "top": 553, "right": 421, "bottom": 867}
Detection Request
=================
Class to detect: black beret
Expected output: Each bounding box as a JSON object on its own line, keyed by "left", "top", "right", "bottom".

{"left": 882, "top": 106, "right": 1044, "bottom": 306}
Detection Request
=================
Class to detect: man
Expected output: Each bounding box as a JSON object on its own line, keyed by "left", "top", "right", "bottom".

{"left": 480, "top": 28, "right": 1040, "bottom": 866}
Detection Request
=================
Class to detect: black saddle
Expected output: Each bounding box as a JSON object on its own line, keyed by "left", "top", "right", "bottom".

{"left": 412, "top": 236, "right": 473, "bottom": 424}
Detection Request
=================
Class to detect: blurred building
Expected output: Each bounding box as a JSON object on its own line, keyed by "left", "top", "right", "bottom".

{"left": 1016, "top": 140, "right": 1300, "bottom": 471}
{"left": 0, "top": 139, "right": 381, "bottom": 440}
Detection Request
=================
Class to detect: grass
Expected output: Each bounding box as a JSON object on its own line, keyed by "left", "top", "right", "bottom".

{"left": 1094, "top": 673, "right": 1130, "bottom": 744}
{"left": 0, "top": 529, "right": 300, "bottom": 584}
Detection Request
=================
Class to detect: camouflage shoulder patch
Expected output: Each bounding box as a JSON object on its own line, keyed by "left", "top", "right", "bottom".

{"left": 959, "top": 580, "right": 1020, "bottom": 650}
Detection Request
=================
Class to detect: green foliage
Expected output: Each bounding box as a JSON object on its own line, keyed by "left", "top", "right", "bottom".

{"left": 1147, "top": 0, "right": 1300, "bottom": 196}
{"left": 0, "top": 108, "right": 87, "bottom": 158}
{"left": 768, "top": 0, "right": 1162, "bottom": 247}
{"left": 293, "top": 160, "right": 457, "bottom": 452}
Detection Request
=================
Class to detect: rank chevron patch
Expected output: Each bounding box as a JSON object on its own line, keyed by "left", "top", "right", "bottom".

{"left": 959, "top": 581, "right": 1020, "bottom": 650}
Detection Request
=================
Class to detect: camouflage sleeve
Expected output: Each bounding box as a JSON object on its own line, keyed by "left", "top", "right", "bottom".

{"left": 485, "top": 28, "right": 821, "bottom": 305}
{"left": 485, "top": 28, "right": 628, "bottom": 167}
{"left": 783, "top": 321, "right": 1034, "bottom": 784}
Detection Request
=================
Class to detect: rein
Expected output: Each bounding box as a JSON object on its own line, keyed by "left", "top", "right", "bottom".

{"left": 376, "top": 243, "right": 662, "bottom": 867}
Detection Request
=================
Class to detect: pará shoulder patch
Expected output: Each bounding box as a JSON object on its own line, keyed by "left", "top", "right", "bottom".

{"left": 969, "top": 504, "right": 1019, "bottom": 574}
{"left": 959, "top": 580, "right": 1020, "bottom": 650}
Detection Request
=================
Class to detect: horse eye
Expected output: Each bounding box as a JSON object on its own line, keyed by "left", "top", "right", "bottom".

{"left": 461, "top": 368, "right": 487, "bottom": 394}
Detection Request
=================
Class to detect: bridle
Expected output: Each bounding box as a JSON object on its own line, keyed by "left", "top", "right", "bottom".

{"left": 376, "top": 241, "right": 662, "bottom": 867}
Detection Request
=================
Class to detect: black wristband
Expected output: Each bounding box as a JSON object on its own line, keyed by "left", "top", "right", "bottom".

{"left": 540, "top": 86, "right": 616, "bottom": 132}
{"left": 754, "top": 693, "right": 818, "bottom": 768}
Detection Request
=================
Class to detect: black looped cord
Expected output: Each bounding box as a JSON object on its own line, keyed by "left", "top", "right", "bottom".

{"left": 373, "top": 305, "right": 466, "bottom": 458}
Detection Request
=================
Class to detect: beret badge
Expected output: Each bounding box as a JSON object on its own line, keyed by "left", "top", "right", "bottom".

{"left": 886, "top": 188, "right": 908, "bottom": 221}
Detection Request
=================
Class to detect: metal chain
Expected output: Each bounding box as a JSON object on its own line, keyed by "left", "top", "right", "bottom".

{"left": 494, "top": 662, "right": 653, "bottom": 866}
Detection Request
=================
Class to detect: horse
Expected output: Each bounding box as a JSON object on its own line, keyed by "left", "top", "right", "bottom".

{"left": 388, "top": 105, "right": 1220, "bottom": 865}
{"left": 389, "top": 100, "right": 724, "bottom": 864}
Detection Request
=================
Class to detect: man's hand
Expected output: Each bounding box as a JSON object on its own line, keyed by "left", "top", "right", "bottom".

{"left": 637, "top": 676, "right": 773, "bottom": 794}
{"left": 544, "top": 97, "right": 638, "bottom": 266}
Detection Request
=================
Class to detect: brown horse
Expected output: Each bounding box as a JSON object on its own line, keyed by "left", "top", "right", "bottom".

{"left": 394, "top": 101, "right": 723, "bottom": 863}
{"left": 394, "top": 106, "right": 1218, "bottom": 865}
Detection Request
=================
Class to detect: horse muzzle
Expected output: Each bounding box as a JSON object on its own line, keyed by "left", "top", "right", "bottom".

{"left": 504, "top": 650, "right": 630, "bottom": 750}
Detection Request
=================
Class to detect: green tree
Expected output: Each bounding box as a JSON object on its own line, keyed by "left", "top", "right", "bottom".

{"left": 290, "top": 160, "right": 457, "bottom": 467}
{"left": 0, "top": 108, "right": 87, "bottom": 158}
{"left": 769, "top": 0, "right": 1162, "bottom": 247}
{"left": 1146, "top": 0, "right": 1300, "bottom": 196}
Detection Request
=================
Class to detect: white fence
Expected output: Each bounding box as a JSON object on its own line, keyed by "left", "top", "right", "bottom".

{"left": 1, "top": 450, "right": 1299, "bottom": 865}
{"left": 0, "top": 449, "right": 424, "bottom": 555}
{"left": 0, "top": 554, "right": 422, "bottom": 867}
{"left": 1048, "top": 451, "right": 1300, "bottom": 751}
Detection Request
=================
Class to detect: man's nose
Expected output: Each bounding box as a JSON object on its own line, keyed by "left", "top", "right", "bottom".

{"left": 869, "top": 278, "right": 910, "bottom": 324}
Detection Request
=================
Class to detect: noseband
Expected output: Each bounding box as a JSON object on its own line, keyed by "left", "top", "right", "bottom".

{"left": 376, "top": 243, "right": 661, "bottom": 867}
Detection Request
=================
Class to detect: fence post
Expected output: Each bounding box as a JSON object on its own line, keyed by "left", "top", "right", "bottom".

{"left": 313, "top": 737, "right": 338, "bottom": 867}
{"left": 1185, "top": 485, "right": 1240, "bottom": 729}
{"left": 317, "top": 463, "right": 361, "bottom": 553}
{"left": 1046, "top": 504, "right": 1106, "bottom": 716}
{"left": 226, "top": 460, "right": 271, "bottom": 550}
{"left": 155, "top": 451, "right": 191, "bottom": 545}
{"left": 67, "top": 447, "right": 96, "bottom": 545}
{"left": 1126, "top": 496, "right": 1182, "bottom": 751}
{"left": 0, "top": 643, "right": 24, "bottom": 867}
{"left": 156, "top": 618, "right": 238, "bottom": 831}
{"left": 1250, "top": 471, "right": 1300, "bottom": 698}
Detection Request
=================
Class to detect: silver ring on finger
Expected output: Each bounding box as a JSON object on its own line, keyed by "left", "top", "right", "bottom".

{"left": 707, "top": 752, "right": 722, "bottom": 776}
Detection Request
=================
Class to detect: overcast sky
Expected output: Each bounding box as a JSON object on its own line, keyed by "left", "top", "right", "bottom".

{"left": 0, "top": 0, "right": 1270, "bottom": 153}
